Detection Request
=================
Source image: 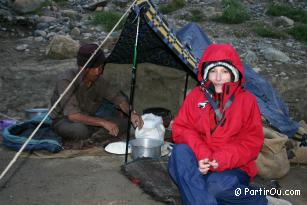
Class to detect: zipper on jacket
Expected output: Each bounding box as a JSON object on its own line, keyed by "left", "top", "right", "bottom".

{"left": 221, "top": 118, "right": 226, "bottom": 127}
{"left": 226, "top": 85, "right": 230, "bottom": 95}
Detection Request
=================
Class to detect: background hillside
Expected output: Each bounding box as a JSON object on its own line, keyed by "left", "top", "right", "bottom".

{"left": 0, "top": 0, "right": 306, "bottom": 122}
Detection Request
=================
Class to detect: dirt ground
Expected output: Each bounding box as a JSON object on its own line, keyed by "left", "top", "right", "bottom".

{"left": 0, "top": 146, "right": 307, "bottom": 205}
{"left": 0, "top": 147, "right": 165, "bottom": 205}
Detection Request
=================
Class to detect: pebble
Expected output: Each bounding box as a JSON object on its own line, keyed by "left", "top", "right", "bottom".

{"left": 286, "top": 42, "right": 293, "bottom": 47}
{"left": 280, "top": 72, "right": 286, "bottom": 76}
{"left": 34, "top": 36, "right": 44, "bottom": 42}
{"left": 46, "top": 32, "right": 56, "bottom": 40}
{"left": 15, "top": 44, "right": 29, "bottom": 51}
{"left": 34, "top": 30, "right": 47, "bottom": 37}
{"left": 83, "top": 32, "right": 92, "bottom": 38}
{"left": 252, "top": 67, "right": 261, "bottom": 73}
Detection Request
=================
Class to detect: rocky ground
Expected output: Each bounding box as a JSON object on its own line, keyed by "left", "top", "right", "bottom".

{"left": 0, "top": 0, "right": 306, "bottom": 122}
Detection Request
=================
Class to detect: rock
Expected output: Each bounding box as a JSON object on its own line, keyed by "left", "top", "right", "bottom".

{"left": 38, "top": 16, "right": 57, "bottom": 23}
{"left": 70, "top": 27, "right": 81, "bottom": 37}
{"left": 46, "top": 31, "right": 56, "bottom": 39}
{"left": 46, "top": 35, "right": 79, "bottom": 59}
{"left": 10, "top": 0, "right": 45, "bottom": 14}
{"left": 280, "top": 72, "right": 287, "bottom": 76}
{"left": 34, "top": 36, "right": 44, "bottom": 42}
{"left": 15, "top": 15, "right": 25, "bottom": 21}
{"left": 262, "top": 47, "right": 291, "bottom": 63}
{"left": 112, "top": 0, "right": 129, "bottom": 8}
{"left": 104, "top": 6, "right": 111, "bottom": 12}
{"left": 40, "top": 7, "right": 54, "bottom": 16}
{"left": 203, "top": 6, "right": 221, "bottom": 19}
{"left": 14, "top": 15, "right": 37, "bottom": 26}
{"left": 36, "top": 22, "right": 49, "bottom": 30}
{"left": 34, "top": 29, "right": 47, "bottom": 37}
{"left": 61, "top": 9, "right": 79, "bottom": 20}
{"left": 94, "top": 26, "right": 103, "bottom": 32}
{"left": 83, "top": 32, "right": 92, "bottom": 39}
{"left": 103, "top": 48, "right": 109, "bottom": 54}
{"left": 56, "top": 30, "right": 66, "bottom": 35}
{"left": 273, "top": 16, "right": 294, "bottom": 28}
{"left": 286, "top": 42, "right": 293, "bottom": 47}
{"left": 252, "top": 67, "right": 261, "bottom": 73}
{"left": 54, "top": 26, "right": 64, "bottom": 32}
{"left": 15, "top": 44, "right": 28, "bottom": 51}
{"left": 243, "top": 50, "right": 258, "bottom": 65}
{"left": 95, "top": 6, "right": 103, "bottom": 12}
{"left": 295, "top": 60, "right": 303, "bottom": 65}
{"left": 83, "top": 0, "right": 108, "bottom": 11}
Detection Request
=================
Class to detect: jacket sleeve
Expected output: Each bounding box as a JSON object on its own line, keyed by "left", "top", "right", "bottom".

{"left": 56, "top": 79, "right": 81, "bottom": 116}
{"left": 211, "top": 98, "right": 264, "bottom": 172}
{"left": 172, "top": 89, "right": 212, "bottom": 160}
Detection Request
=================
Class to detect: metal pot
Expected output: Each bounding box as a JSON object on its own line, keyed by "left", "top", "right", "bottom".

{"left": 25, "top": 108, "right": 48, "bottom": 120}
{"left": 130, "top": 138, "right": 163, "bottom": 160}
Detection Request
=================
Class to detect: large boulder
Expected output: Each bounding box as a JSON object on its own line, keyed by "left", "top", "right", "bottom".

{"left": 46, "top": 35, "right": 79, "bottom": 59}
{"left": 262, "top": 47, "right": 290, "bottom": 63}
{"left": 273, "top": 16, "right": 294, "bottom": 28}
{"left": 10, "top": 0, "right": 46, "bottom": 14}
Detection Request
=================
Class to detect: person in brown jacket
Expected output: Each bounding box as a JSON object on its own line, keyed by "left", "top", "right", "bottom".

{"left": 50, "top": 43, "right": 143, "bottom": 144}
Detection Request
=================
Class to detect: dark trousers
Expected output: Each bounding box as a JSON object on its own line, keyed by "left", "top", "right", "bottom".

{"left": 168, "top": 144, "right": 268, "bottom": 205}
{"left": 52, "top": 116, "right": 128, "bottom": 141}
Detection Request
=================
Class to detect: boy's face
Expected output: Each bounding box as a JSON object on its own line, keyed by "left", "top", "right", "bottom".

{"left": 83, "top": 65, "right": 104, "bottom": 83}
{"left": 208, "top": 66, "right": 232, "bottom": 93}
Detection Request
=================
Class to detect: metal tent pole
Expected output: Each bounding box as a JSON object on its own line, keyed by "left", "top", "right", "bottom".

{"left": 183, "top": 73, "right": 189, "bottom": 101}
{"left": 125, "top": 16, "right": 141, "bottom": 164}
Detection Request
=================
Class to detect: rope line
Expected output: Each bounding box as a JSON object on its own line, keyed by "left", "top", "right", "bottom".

{"left": 0, "top": 112, "right": 20, "bottom": 122}
{"left": 0, "top": 0, "right": 138, "bottom": 181}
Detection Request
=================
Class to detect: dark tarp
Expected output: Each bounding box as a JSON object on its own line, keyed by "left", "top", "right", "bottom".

{"left": 2, "top": 117, "right": 62, "bottom": 153}
{"left": 244, "top": 65, "right": 299, "bottom": 138}
{"left": 106, "top": 9, "right": 196, "bottom": 78}
{"left": 106, "top": 1, "right": 299, "bottom": 137}
{"left": 175, "top": 22, "right": 212, "bottom": 65}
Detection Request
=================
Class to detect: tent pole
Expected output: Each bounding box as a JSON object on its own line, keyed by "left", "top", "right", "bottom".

{"left": 183, "top": 73, "right": 189, "bottom": 101}
{"left": 125, "top": 16, "right": 141, "bottom": 164}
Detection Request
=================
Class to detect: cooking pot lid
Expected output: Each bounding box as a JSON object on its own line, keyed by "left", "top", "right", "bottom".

{"left": 104, "top": 141, "right": 131, "bottom": 155}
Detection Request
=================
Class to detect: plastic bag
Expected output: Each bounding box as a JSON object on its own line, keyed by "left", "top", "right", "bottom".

{"left": 135, "top": 114, "right": 165, "bottom": 142}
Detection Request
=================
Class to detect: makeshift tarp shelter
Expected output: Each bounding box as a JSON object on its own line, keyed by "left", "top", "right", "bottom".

{"left": 1, "top": 0, "right": 299, "bottom": 156}
{"left": 107, "top": 1, "right": 197, "bottom": 77}
{"left": 106, "top": 0, "right": 299, "bottom": 138}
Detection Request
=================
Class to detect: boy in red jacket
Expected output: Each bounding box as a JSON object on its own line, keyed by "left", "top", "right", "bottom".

{"left": 168, "top": 44, "right": 266, "bottom": 205}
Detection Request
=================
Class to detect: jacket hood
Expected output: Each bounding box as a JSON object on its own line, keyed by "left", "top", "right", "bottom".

{"left": 197, "top": 44, "right": 244, "bottom": 83}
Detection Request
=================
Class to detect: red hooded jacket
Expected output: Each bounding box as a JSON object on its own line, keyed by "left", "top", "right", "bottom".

{"left": 172, "top": 44, "right": 264, "bottom": 180}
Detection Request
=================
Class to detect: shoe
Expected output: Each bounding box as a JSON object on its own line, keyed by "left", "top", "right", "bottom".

{"left": 62, "top": 140, "right": 84, "bottom": 150}
{"left": 91, "top": 129, "right": 110, "bottom": 142}
{"left": 91, "top": 129, "right": 122, "bottom": 148}
{"left": 267, "top": 196, "right": 292, "bottom": 205}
